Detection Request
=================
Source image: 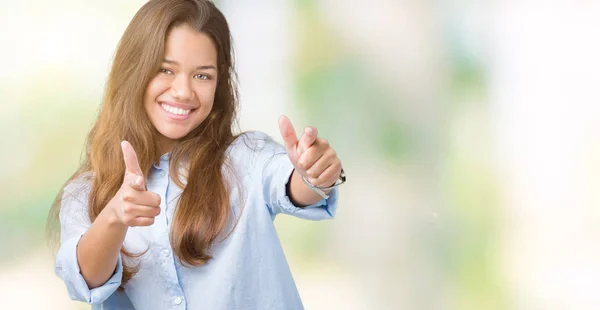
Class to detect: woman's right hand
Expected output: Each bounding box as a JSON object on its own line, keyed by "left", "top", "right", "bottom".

{"left": 109, "top": 140, "right": 162, "bottom": 227}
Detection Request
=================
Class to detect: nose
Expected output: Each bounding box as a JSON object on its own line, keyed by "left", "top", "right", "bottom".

{"left": 170, "top": 74, "right": 193, "bottom": 102}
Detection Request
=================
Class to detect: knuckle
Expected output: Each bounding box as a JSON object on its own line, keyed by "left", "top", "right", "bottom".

{"left": 125, "top": 176, "right": 135, "bottom": 188}
{"left": 122, "top": 191, "right": 134, "bottom": 202}
{"left": 319, "top": 169, "right": 331, "bottom": 180}
{"left": 318, "top": 172, "right": 328, "bottom": 181}
{"left": 298, "top": 161, "right": 307, "bottom": 170}
{"left": 122, "top": 202, "right": 134, "bottom": 214}
{"left": 328, "top": 160, "right": 337, "bottom": 169}
{"left": 145, "top": 195, "right": 160, "bottom": 207}
{"left": 123, "top": 215, "right": 134, "bottom": 225}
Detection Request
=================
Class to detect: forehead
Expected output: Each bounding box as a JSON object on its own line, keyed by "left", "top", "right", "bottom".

{"left": 163, "top": 24, "right": 217, "bottom": 65}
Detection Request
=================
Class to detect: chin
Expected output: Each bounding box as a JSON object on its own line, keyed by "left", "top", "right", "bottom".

{"left": 157, "top": 128, "right": 192, "bottom": 141}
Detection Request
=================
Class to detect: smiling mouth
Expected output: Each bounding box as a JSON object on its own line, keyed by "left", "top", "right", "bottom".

{"left": 160, "top": 103, "right": 193, "bottom": 116}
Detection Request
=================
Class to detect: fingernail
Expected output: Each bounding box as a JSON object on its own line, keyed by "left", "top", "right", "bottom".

{"left": 136, "top": 176, "right": 143, "bottom": 186}
{"left": 306, "top": 127, "right": 312, "bottom": 135}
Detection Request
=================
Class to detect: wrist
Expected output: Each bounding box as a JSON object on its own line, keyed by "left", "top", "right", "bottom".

{"left": 300, "top": 168, "right": 346, "bottom": 199}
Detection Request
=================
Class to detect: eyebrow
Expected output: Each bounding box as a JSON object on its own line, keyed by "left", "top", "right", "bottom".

{"left": 163, "top": 59, "right": 217, "bottom": 70}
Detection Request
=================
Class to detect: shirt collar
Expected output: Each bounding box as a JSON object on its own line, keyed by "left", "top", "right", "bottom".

{"left": 152, "top": 152, "right": 170, "bottom": 169}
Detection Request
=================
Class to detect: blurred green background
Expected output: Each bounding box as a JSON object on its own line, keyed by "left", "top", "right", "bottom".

{"left": 2, "top": 1, "right": 600, "bottom": 309}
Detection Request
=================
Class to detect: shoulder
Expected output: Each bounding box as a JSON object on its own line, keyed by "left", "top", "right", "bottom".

{"left": 228, "top": 131, "right": 284, "bottom": 156}
{"left": 62, "top": 171, "right": 94, "bottom": 203}
{"left": 58, "top": 172, "right": 95, "bottom": 226}
{"left": 225, "top": 131, "right": 286, "bottom": 172}
{"left": 229, "top": 131, "right": 274, "bottom": 148}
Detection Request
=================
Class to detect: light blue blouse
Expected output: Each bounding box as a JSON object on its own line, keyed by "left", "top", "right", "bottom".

{"left": 54, "top": 132, "right": 338, "bottom": 309}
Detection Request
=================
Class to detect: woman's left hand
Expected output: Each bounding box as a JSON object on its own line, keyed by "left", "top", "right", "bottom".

{"left": 278, "top": 115, "right": 342, "bottom": 188}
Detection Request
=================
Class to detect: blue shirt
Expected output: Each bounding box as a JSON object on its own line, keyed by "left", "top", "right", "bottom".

{"left": 54, "top": 132, "right": 338, "bottom": 309}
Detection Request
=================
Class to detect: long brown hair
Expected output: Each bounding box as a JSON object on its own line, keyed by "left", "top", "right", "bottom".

{"left": 48, "top": 0, "right": 239, "bottom": 286}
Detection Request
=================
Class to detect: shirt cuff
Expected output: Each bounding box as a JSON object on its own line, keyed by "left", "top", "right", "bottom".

{"left": 55, "top": 232, "right": 123, "bottom": 304}
{"left": 267, "top": 153, "right": 339, "bottom": 220}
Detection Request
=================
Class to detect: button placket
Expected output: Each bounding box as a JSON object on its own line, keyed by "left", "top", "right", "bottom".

{"left": 161, "top": 174, "right": 185, "bottom": 308}
{"left": 154, "top": 156, "right": 185, "bottom": 308}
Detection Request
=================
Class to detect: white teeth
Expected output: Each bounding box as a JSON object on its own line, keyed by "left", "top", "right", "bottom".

{"left": 161, "top": 103, "right": 191, "bottom": 115}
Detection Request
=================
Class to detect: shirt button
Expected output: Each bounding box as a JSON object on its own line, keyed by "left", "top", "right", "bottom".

{"left": 160, "top": 171, "right": 166, "bottom": 177}
{"left": 174, "top": 296, "right": 183, "bottom": 305}
{"left": 162, "top": 249, "right": 171, "bottom": 257}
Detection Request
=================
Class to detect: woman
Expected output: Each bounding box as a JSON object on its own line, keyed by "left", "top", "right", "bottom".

{"left": 49, "top": 0, "right": 345, "bottom": 308}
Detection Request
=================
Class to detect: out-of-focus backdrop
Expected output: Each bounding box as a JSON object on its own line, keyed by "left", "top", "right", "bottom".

{"left": 1, "top": 0, "right": 600, "bottom": 309}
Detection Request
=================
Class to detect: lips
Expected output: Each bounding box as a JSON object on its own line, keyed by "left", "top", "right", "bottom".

{"left": 159, "top": 102, "right": 195, "bottom": 120}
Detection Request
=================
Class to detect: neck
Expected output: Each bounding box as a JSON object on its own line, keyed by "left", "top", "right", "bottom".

{"left": 157, "top": 136, "right": 175, "bottom": 156}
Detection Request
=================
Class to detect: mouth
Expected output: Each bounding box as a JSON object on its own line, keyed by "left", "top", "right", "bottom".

{"left": 159, "top": 103, "right": 196, "bottom": 120}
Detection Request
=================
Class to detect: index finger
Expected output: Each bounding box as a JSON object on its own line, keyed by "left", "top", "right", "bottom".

{"left": 278, "top": 115, "right": 299, "bottom": 157}
{"left": 121, "top": 140, "right": 144, "bottom": 177}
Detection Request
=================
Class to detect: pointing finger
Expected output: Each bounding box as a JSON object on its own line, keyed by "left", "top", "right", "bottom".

{"left": 121, "top": 140, "right": 146, "bottom": 190}
{"left": 278, "top": 115, "right": 299, "bottom": 162}
{"left": 121, "top": 140, "right": 144, "bottom": 176}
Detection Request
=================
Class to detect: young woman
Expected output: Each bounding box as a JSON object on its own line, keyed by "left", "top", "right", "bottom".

{"left": 48, "top": 0, "right": 345, "bottom": 309}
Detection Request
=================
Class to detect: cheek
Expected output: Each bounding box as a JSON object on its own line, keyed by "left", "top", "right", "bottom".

{"left": 145, "top": 78, "right": 168, "bottom": 103}
{"left": 195, "top": 84, "right": 217, "bottom": 108}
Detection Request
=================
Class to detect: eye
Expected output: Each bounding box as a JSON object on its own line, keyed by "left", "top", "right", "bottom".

{"left": 194, "top": 73, "right": 210, "bottom": 80}
{"left": 159, "top": 68, "right": 174, "bottom": 75}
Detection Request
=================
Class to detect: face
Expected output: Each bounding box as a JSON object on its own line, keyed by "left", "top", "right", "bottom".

{"left": 144, "top": 24, "right": 219, "bottom": 153}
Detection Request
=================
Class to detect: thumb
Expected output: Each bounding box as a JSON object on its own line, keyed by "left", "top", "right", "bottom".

{"left": 121, "top": 141, "right": 145, "bottom": 189}
{"left": 278, "top": 115, "right": 299, "bottom": 163}
{"left": 297, "top": 126, "right": 318, "bottom": 155}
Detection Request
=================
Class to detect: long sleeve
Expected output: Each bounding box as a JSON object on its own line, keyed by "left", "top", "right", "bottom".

{"left": 241, "top": 131, "right": 339, "bottom": 220}
{"left": 54, "top": 178, "right": 123, "bottom": 304}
